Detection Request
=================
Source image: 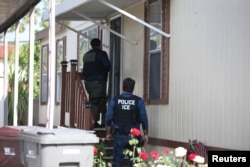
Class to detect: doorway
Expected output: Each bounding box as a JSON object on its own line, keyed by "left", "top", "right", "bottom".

{"left": 108, "top": 17, "right": 121, "bottom": 100}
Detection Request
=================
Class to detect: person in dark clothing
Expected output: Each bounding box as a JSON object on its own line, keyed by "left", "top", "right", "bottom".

{"left": 105, "top": 78, "right": 149, "bottom": 167}
{"left": 82, "top": 38, "right": 111, "bottom": 128}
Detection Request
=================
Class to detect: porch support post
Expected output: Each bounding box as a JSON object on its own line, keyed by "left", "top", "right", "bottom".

{"left": 72, "top": 10, "right": 138, "bottom": 45}
{"left": 98, "top": 0, "right": 171, "bottom": 38}
{"left": 28, "top": 7, "right": 35, "bottom": 126}
{"left": 13, "top": 21, "right": 20, "bottom": 126}
{"left": 47, "top": 0, "right": 56, "bottom": 129}
{"left": 2, "top": 30, "right": 8, "bottom": 126}
{"left": 60, "top": 61, "right": 68, "bottom": 126}
{"left": 69, "top": 60, "right": 78, "bottom": 128}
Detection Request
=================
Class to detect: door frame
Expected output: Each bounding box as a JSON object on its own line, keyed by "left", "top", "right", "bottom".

{"left": 108, "top": 17, "right": 121, "bottom": 100}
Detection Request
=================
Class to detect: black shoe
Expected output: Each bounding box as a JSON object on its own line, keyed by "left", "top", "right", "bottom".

{"left": 94, "top": 122, "right": 101, "bottom": 128}
{"left": 99, "top": 124, "right": 105, "bottom": 128}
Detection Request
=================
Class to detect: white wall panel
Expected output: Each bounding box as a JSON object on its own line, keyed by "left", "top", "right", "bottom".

{"left": 122, "top": 2, "right": 145, "bottom": 97}
{"left": 146, "top": 0, "right": 250, "bottom": 150}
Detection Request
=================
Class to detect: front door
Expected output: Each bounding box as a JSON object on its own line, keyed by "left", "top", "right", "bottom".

{"left": 108, "top": 17, "right": 121, "bottom": 100}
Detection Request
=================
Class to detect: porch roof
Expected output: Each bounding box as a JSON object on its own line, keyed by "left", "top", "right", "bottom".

{"left": 42, "top": 0, "right": 170, "bottom": 44}
{"left": 43, "top": 0, "right": 143, "bottom": 21}
{"left": 0, "top": 0, "right": 40, "bottom": 33}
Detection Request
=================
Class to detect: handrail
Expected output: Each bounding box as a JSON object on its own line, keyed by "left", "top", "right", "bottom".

{"left": 60, "top": 60, "right": 93, "bottom": 130}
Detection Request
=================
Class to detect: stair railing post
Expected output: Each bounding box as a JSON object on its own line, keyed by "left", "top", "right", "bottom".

{"left": 60, "top": 61, "right": 68, "bottom": 126}
{"left": 69, "top": 59, "right": 78, "bottom": 128}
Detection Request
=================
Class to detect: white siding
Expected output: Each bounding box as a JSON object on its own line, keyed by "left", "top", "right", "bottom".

{"left": 145, "top": 0, "right": 250, "bottom": 150}
{"left": 122, "top": 2, "right": 145, "bottom": 97}
{"left": 119, "top": 0, "right": 250, "bottom": 150}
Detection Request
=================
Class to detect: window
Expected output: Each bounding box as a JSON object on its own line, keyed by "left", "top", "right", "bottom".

{"left": 77, "top": 26, "right": 99, "bottom": 70}
{"left": 41, "top": 45, "right": 48, "bottom": 104}
{"left": 144, "top": 0, "right": 170, "bottom": 104}
{"left": 55, "top": 37, "right": 66, "bottom": 103}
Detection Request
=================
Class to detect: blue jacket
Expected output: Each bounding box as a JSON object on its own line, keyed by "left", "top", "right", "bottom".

{"left": 105, "top": 92, "right": 149, "bottom": 131}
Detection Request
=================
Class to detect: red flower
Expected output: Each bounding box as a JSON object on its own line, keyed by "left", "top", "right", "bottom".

{"left": 130, "top": 128, "right": 141, "bottom": 136}
{"left": 139, "top": 151, "right": 149, "bottom": 161}
{"left": 162, "top": 148, "right": 169, "bottom": 154}
{"left": 150, "top": 151, "right": 159, "bottom": 160}
{"left": 188, "top": 153, "right": 196, "bottom": 161}
{"left": 93, "top": 146, "right": 98, "bottom": 155}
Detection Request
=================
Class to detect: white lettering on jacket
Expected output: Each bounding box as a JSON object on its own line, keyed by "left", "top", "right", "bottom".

{"left": 118, "top": 99, "right": 135, "bottom": 110}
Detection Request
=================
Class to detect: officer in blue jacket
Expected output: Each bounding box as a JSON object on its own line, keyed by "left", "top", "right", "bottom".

{"left": 105, "top": 78, "right": 149, "bottom": 167}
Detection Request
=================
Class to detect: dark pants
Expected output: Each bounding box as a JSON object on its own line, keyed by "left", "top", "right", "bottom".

{"left": 84, "top": 81, "right": 107, "bottom": 123}
{"left": 113, "top": 134, "right": 133, "bottom": 167}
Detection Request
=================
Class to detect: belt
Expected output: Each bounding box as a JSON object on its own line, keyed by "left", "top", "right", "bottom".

{"left": 114, "top": 129, "right": 129, "bottom": 135}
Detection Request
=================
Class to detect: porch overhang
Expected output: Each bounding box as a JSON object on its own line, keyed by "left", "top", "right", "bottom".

{"left": 43, "top": 0, "right": 143, "bottom": 21}
{"left": 0, "top": 0, "right": 41, "bottom": 33}
{"left": 43, "top": 0, "right": 170, "bottom": 41}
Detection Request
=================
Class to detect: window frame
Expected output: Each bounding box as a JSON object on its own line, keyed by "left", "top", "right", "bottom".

{"left": 55, "top": 36, "right": 66, "bottom": 104}
{"left": 77, "top": 25, "right": 100, "bottom": 71}
{"left": 40, "top": 44, "right": 49, "bottom": 105}
{"left": 144, "top": 0, "right": 170, "bottom": 105}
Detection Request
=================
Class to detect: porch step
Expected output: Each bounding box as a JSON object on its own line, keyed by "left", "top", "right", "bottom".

{"left": 94, "top": 128, "right": 130, "bottom": 166}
